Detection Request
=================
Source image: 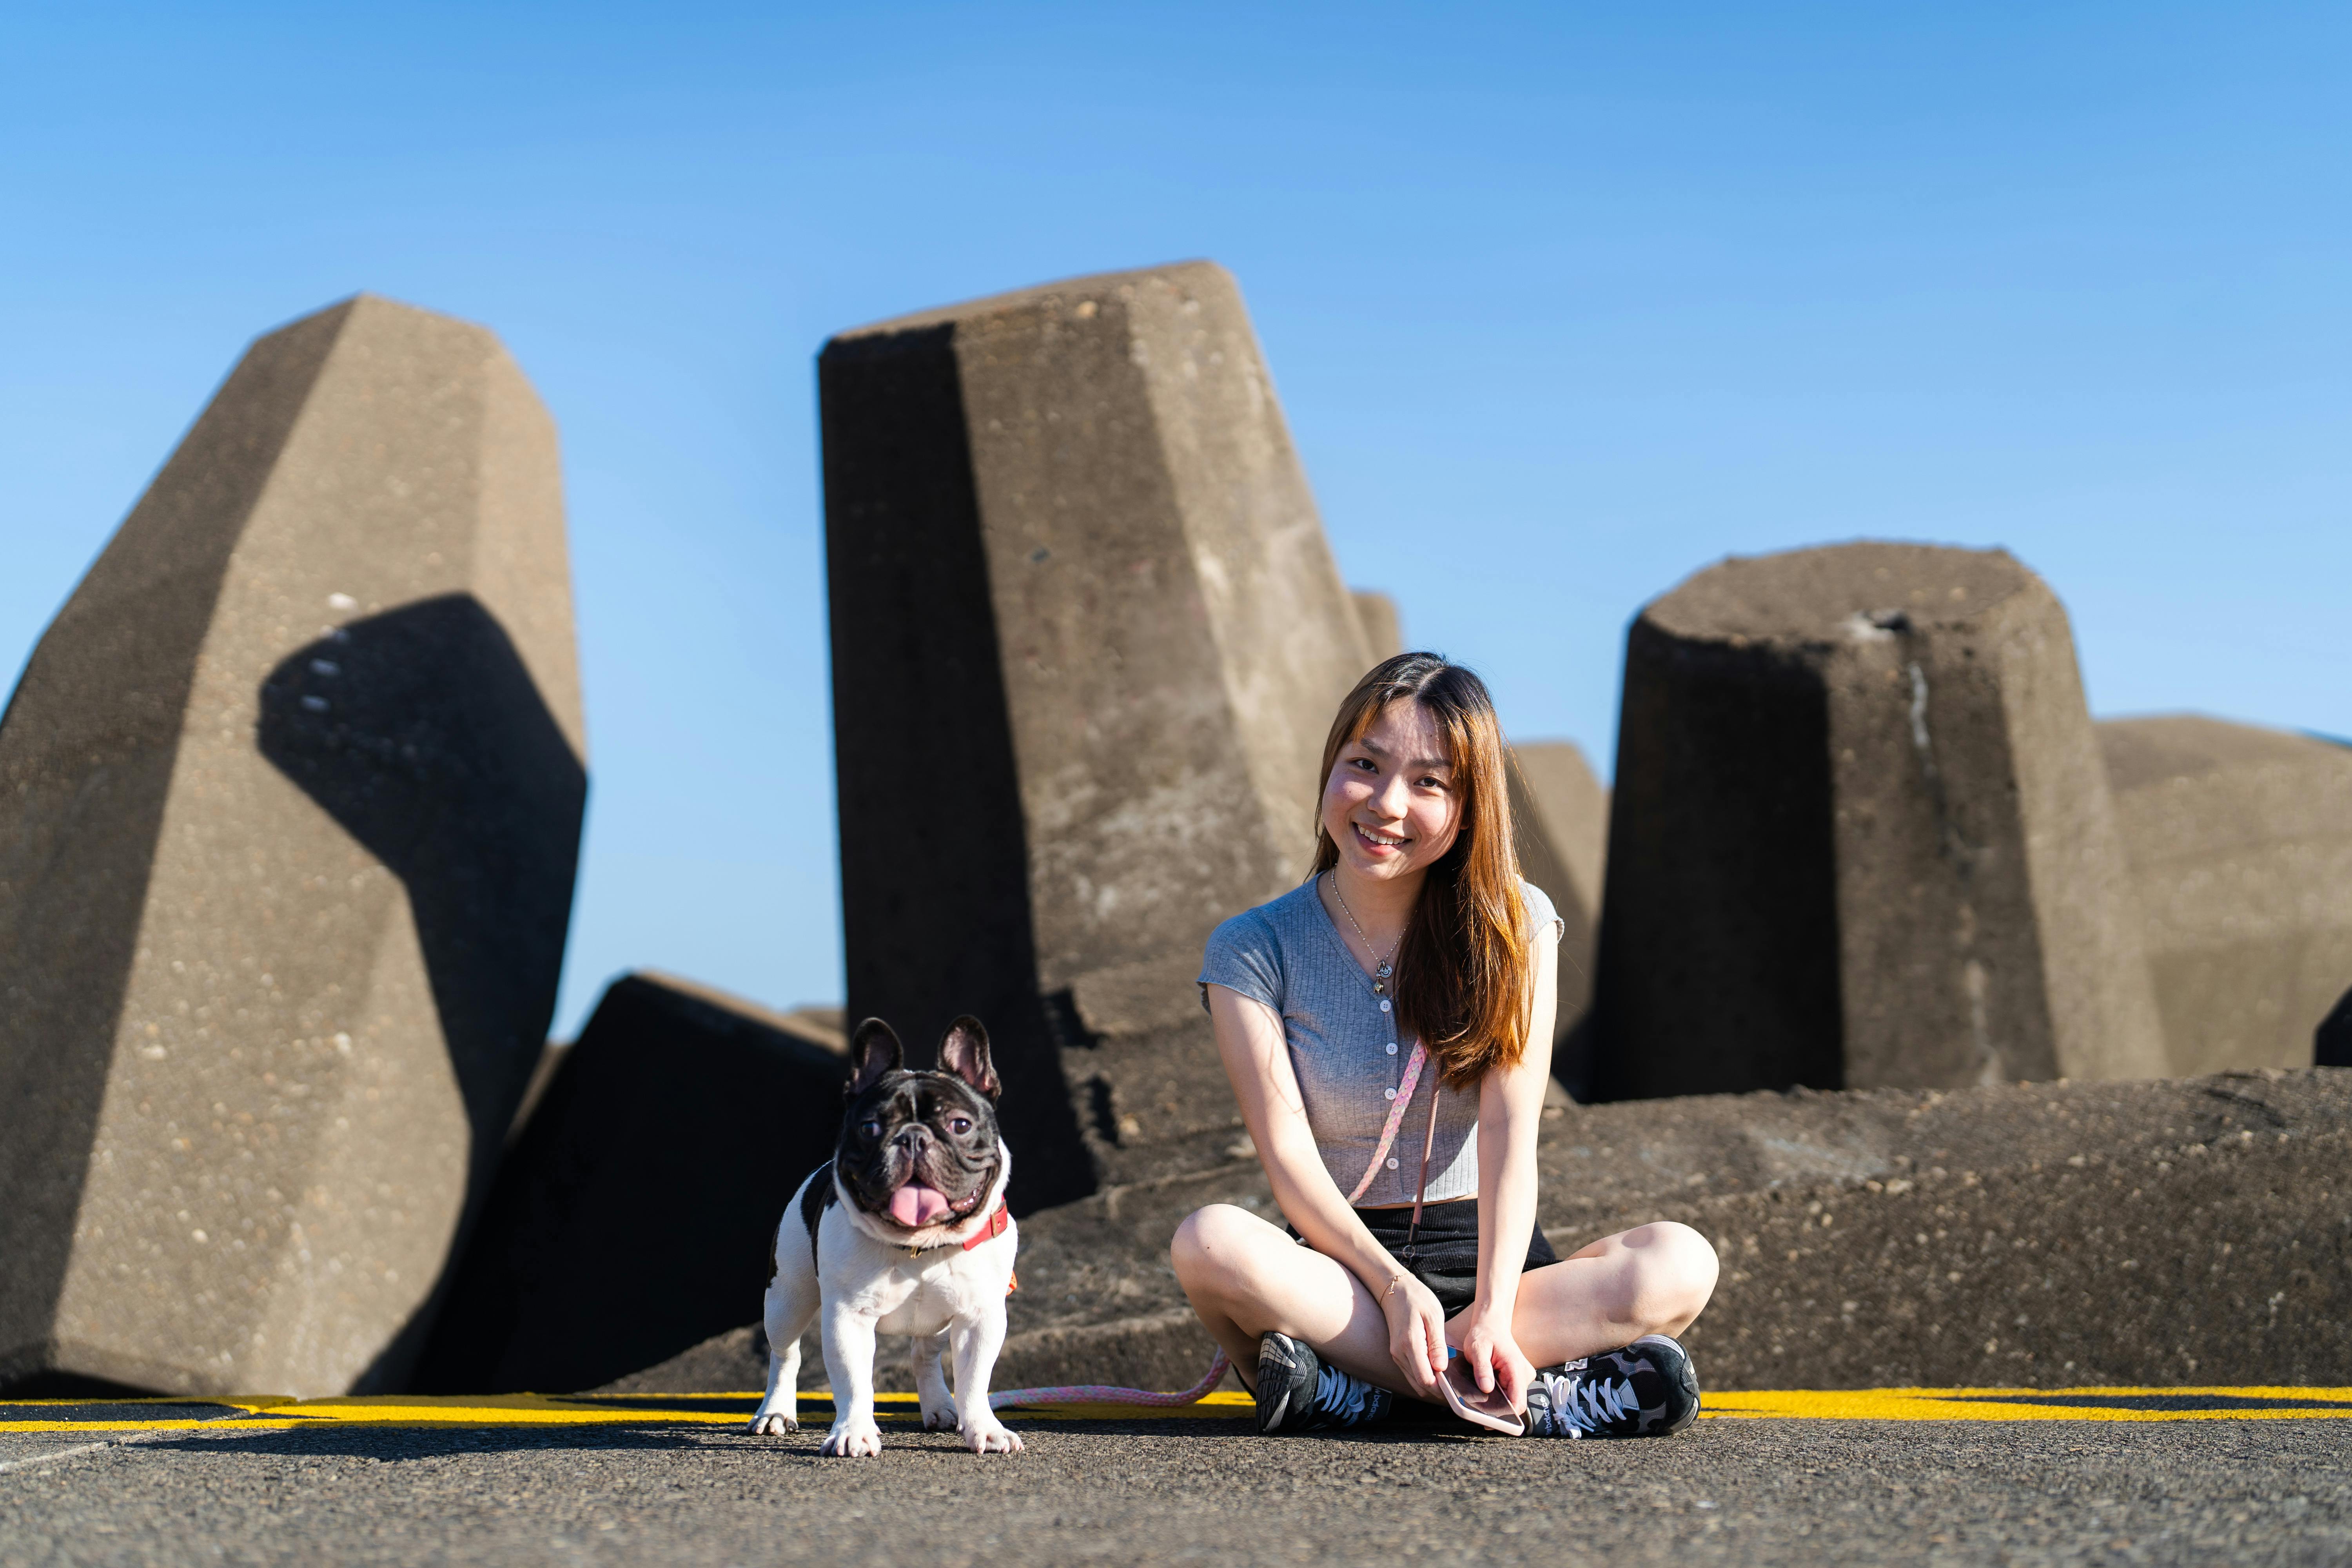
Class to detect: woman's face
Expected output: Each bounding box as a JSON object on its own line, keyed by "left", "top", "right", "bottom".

{"left": 1321, "top": 698, "right": 1464, "bottom": 885}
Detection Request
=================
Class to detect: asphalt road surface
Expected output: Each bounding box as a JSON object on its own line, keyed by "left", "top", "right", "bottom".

{"left": 4, "top": 1400, "right": 2349, "bottom": 1566}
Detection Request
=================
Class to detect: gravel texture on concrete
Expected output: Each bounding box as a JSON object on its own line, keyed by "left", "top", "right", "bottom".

{"left": 3, "top": 1412, "right": 2349, "bottom": 1566}
{"left": 617, "top": 1067, "right": 2352, "bottom": 1397}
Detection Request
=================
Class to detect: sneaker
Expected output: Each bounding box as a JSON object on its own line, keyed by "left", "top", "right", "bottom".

{"left": 1254, "top": 1332, "right": 1393, "bottom": 1434}
{"left": 1524, "top": 1334, "right": 1700, "bottom": 1438}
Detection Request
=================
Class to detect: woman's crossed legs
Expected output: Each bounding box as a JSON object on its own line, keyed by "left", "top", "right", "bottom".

{"left": 1170, "top": 1203, "right": 1719, "bottom": 1400}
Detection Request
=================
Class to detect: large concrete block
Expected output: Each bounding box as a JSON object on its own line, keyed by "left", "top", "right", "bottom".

{"left": 0, "top": 295, "right": 585, "bottom": 1396}
{"left": 1590, "top": 542, "right": 2164, "bottom": 1101}
{"left": 411, "top": 973, "right": 847, "bottom": 1394}
{"left": 1351, "top": 590, "right": 1403, "bottom": 661}
{"left": 2099, "top": 716, "right": 2352, "bottom": 1074}
{"left": 1509, "top": 741, "right": 1609, "bottom": 1091}
{"left": 822, "top": 262, "right": 1372, "bottom": 1207}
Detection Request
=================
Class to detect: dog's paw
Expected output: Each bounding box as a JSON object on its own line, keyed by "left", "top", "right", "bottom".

{"left": 747, "top": 1411, "right": 798, "bottom": 1437}
{"left": 820, "top": 1420, "right": 884, "bottom": 1458}
{"left": 920, "top": 1396, "right": 960, "bottom": 1431}
{"left": 962, "top": 1417, "right": 1024, "bottom": 1455}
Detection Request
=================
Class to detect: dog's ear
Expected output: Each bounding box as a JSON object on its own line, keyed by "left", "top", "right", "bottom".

{"left": 846, "top": 1018, "right": 904, "bottom": 1098}
{"left": 938, "top": 1015, "right": 1000, "bottom": 1102}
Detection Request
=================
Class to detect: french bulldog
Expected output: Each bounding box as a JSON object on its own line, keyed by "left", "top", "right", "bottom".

{"left": 747, "top": 1014, "right": 1022, "bottom": 1457}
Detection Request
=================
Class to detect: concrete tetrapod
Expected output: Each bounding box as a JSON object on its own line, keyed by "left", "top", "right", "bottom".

{"left": 1351, "top": 590, "right": 1403, "bottom": 662}
{"left": 1589, "top": 542, "right": 2165, "bottom": 1100}
{"left": 822, "top": 261, "right": 1374, "bottom": 1208}
{"left": 0, "top": 295, "right": 586, "bottom": 1397}
{"left": 2098, "top": 715, "right": 2352, "bottom": 1074}
{"left": 1509, "top": 740, "right": 1609, "bottom": 1094}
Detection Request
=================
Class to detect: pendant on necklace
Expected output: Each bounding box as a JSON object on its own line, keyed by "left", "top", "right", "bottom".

{"left": 1372, "top": 980, "right": 1387, "bottom": 996}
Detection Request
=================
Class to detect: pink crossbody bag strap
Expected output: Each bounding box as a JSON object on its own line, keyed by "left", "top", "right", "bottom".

{"left": 1343, "top": 1040, "right": 1444, "bottom": 1235}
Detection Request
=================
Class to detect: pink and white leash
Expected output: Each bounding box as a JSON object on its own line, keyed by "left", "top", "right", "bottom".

{"left": 1343, "top": 1040, "right": 1429, "bottom": 1205}
{"left": 987, "top": 1043, "right": 1432, "bottom": 1412}
{"left": 989, "top": 1348, "right": 1236, "bottom": 1410}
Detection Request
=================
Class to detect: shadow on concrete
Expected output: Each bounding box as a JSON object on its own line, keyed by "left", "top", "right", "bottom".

{"left": 2318, "top": 987, "right": 2352, "bottom": 1067}
{"left": 1586, "top": 630, "right": 1845, "bottom": 1101}
{"left": 257, "top": 593, "right": 586, "bottom": 1391}
{"left": 821, "top": 323, "right": 1094, "bottom": 1213}
{"left": 0, "top": 1372, "right": 171, "bottom": 1401}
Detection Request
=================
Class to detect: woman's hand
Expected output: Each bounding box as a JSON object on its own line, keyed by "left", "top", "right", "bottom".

{"left": 1451, "top": 1301, "right": 1537, "bottom": 1413}
{"left": 1377, "top": 1272, "right": 1449, "bottom": 1400}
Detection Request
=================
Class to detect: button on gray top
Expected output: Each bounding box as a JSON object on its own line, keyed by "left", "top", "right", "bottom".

{"left": 1199, "top": 877, "right": 1564, "bottom": 1207}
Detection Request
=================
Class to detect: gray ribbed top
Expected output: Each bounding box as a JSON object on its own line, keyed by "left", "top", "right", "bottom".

{"left": 1198, "top": 877, "right": 1563, "bottom": 1207}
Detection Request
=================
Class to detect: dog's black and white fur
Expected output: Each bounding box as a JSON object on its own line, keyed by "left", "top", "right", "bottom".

{"left": 747, "top": 1015, "right": 1022, "bottom": 1456}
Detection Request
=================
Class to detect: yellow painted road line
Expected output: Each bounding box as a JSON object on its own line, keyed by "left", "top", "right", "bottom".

{"left": 0, "top": 1397, "right": 297, "bottom": 1434}
{"left": 223, "top": 1395, "right": 753, "bottom": 1427}
{"left": 1704, "top": 1388, "right": 2352, "bottom": 1422}
{"left": 5, "top": 1387, "right": 2350, "bottom": 1433}
{"left": 0, "top": 1398, "right": 296, "bottom": 1409}
{"left": 0, "top": 1421, "right": 298, "bottom": 1434}
{"left": 0, "top": 1392, "right": 973, "bottom": 1434}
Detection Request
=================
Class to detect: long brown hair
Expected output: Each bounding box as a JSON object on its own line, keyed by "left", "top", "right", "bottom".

{"left": 1311, "top": 653, "right": 1532, "bottom": 1089}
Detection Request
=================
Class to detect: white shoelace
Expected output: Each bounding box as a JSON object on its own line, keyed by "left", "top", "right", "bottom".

{"left": 1534, "top": 1371, "right": 1641, "bottom": 1436}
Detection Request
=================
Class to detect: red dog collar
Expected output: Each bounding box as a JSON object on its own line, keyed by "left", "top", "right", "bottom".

{"left": 960, "top": 1201, "right": 1011, "bottom": 1251}
{"left": 903, "top": 1200, "right": 1014, "bottom": 1290}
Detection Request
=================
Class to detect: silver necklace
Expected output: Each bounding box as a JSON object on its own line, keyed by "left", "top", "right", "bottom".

{"left": 1325, "top": 873, "right": 1401, "bottom": 995}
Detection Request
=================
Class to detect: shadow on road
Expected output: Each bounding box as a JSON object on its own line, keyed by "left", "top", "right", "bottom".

{"left": 135, "top": 1414, "right": 1501, "bottom": 1462}
{"left": 145, "top": 1427, "right": 722, "bottom": 1462}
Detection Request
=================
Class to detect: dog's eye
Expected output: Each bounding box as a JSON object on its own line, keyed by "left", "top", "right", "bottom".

{"left": 948, "top": 1117, "right": 972, "bottom": 1136}
{"left": 860, "top": 1120, "right": 882, "bottom": 1140}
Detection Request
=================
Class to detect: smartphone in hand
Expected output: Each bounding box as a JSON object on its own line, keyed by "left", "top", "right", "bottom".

{"left": 1439, "top": 1347, "right": 1524, "bottom": 1435}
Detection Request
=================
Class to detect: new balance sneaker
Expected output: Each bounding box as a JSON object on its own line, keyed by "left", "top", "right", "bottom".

{"left": 1254, "top": 1332, "right": 1394, "bottom": 1434}
{"left": 1523, "top": 1334, "right": 1700, "bottom": 1438}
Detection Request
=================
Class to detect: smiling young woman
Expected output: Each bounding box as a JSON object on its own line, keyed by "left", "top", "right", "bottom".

{"left": 1171, "top": 653, "right": 1720, "bottom": 1438}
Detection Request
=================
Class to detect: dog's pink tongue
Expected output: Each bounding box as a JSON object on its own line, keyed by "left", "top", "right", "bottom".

{"left": 888, "top": 1184, "right": 952, "bottom": 1227}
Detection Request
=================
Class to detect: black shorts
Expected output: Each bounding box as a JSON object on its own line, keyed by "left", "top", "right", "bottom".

{"left": 1291, "top": 1199, "right": 1561, "bottom": 1318}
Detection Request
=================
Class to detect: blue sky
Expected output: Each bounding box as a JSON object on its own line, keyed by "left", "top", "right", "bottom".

{"left": 5, "top": 3, "right": 2346, "bottom": 1036}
